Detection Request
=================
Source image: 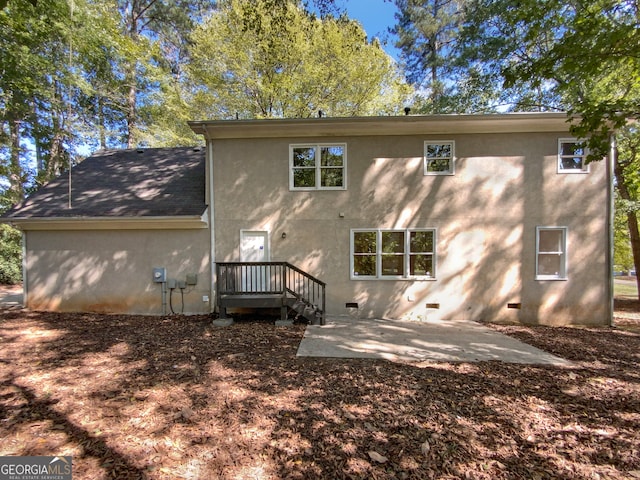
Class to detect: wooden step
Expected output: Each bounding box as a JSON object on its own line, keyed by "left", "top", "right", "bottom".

{"left": 219, "top": 294, "right": 294, "bottom": 309}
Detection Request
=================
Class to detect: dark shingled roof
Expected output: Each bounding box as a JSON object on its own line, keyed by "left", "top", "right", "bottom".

{"left": 3, "top": 147, "right": 206, "bottom": 219}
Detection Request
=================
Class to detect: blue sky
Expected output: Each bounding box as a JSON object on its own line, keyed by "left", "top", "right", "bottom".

{"left": 339, "top": 0, "right": 401, "bottom": 59}
{"left": 342, "top": 0, "right": 398, "bottom": 38}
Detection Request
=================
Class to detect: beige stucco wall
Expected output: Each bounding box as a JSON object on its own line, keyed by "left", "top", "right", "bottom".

{"left": 211, "top": 131, "right": 609, "bottom": 325}
{"left": 23, "top": 228, "right": 211, "bottom": 315}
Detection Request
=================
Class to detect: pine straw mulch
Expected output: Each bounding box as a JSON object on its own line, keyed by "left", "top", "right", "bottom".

{"left": 0, "top": 304, "right": 639, "bottom": 480}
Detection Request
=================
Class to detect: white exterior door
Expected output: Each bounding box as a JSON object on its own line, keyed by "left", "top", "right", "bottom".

{"left": 240, "top": 230, "right": 269, "bottom": 291}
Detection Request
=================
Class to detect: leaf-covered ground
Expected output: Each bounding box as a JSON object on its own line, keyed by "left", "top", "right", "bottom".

{"left": 0, "top": 302, "right": 639, "bottom": 479}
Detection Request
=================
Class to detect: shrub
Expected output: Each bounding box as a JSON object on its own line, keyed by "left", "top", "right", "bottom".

{"left": 0, "top": 223, "right": 22, "bottom": 284}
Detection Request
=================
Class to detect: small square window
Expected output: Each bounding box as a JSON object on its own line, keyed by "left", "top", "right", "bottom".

{"left": 536, "top": 227, "right": 567, "bottom": 280}
{"left": 424, "top": 141, "right": 455, "bottom": 175}
{"left": 290, "top": 144, "right": 346, "bottom": 190}
{"left": 558, "top": 139, "right": 589, "bottom": 173}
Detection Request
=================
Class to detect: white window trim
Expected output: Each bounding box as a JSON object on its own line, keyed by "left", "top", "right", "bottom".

{"left": 535, "top": 226, "right": 568, "bottom": 280}
{"left": 289, "top": 143, "right": 347, "bottom": 190}
{"left": 350, "top": 228, "right": 437, "bottom": 280}
{"left": 558, "top": 138, "right": 589, "bottom": 174}
{"left": 424, "top": 140, "right": 455, "bottom": 175}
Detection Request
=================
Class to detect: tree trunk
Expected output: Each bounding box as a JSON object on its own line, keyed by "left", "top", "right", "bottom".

{"left": 98, "top": 97, "right": 107, "bottom": 150}
{"left": 429, "top": 33, "right": 440, "bottom": 109}
{"left": 8, "top": 115, "right": 25, "bottom": 205}
{"left": 613, "top": 146, "right": 640, "bottom": 299}
{"left": 124, "top": 0, "right": 145, "bottom": 149}
{"left": 126, "top": 72, "right": 137, "bottom": 148}
{"left": 47, "top": 131, "right": 66, "bottom": 180}
{"left": 626, "top": 212, "right": 640, "bottom": 298}
{"left": 32, "top": 102, "right": 44, "bottom": 174}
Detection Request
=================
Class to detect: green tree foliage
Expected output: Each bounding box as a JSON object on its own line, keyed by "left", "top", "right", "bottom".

{"left": 459, "top": 0, "right": 565, "bottom": 112}
{"left": 525, "top": 0, "right": 638, "bottom": 160}
{"left": 0, "top": 0, "right": 215, "bottom": 201}
{"left": 614, "top": 126, "right": 640, "bottom": 291}
{"left": 393, "top": 0, "right": 463, "bottom": 112}
{"left": 462, "top": 0, "right": 639, "bottom": 158}
{"left": 392, "top": 0, "right": 509, "bottom": 113}
{"left": 461, "top": 0, "right": 640, "bottom": 295}
{"left": 391, "top": 0, "right": 640, "bottom": 294}
{"left": 615, "top": 192, "right": 634, "bottom": 273}
{"left": 0, "top": 223, "right": 21, "bottom": 284}
{"left": 460, "top": 0, "right": 565, "bottom": 111}
{"left": 0, "top": 0, "right": 127, "bottom": 199}
{"left": 186, "top": 0, "right": 411, "bottom": 120}
{"left": 73, "top": 2, "right": 131, "bottom": 151}
{"left": 115, "top": 0, "right": 216, "bottom": 148}
{"left": 1, "top": 0, "right": 70, "bottom": 204}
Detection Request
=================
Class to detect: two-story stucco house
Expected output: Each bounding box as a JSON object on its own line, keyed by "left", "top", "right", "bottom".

{"left": 3, "top": 113, "right": 614, "bottom": 325}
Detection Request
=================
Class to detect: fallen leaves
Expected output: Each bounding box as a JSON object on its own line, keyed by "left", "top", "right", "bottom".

{"left": 420, "top": 439, "right": 430, "bottom": 455}
{"left": 0, "top": 308, "right": 638, "bottom": 479}
{"left": 367, "top": 451, "right": 388, "bottom": 463}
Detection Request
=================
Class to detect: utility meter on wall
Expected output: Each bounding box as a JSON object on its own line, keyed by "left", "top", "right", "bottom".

{"left": 152, "top": 267, "right": 166, "bottom": 283}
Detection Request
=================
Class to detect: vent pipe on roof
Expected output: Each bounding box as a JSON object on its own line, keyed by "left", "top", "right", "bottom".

{"left": 404, "top": 107, "right": 411, "bottom": 116}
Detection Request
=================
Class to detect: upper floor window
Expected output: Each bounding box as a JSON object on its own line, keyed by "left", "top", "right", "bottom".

{"left": 290, "top": 144, "right": 346, "bottom": 190}
{"left": 351, "top": 228, "right": 436, "bottom": 280}
{"left": 424, "top": 141, "right": 455, "bottom": 175}
{"left": 536, "top": 226, "right": 567, "bottom": 280}
{"left": 558, "top": 139, "right": 589, "bottom": 173}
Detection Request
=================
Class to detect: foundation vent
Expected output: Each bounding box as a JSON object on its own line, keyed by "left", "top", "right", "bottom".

{"left": 425, "top": 303, "right": 440, "bottom": 309}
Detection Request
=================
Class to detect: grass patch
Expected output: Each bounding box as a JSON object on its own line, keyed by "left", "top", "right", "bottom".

{"left": 614, "top": 278, "right": 638, "bottom": 298}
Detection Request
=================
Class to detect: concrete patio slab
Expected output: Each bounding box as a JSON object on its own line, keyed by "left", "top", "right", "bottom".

{"left": 297, "top": 317, "right": 571, "bottom": 365}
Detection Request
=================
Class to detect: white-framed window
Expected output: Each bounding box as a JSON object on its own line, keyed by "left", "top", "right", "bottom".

{"left": 424, "top": 141, "right": 455, "bottom": 175}
{"left": 290, "top": 144, "right": 346, "bottom": 190}
{"left": 536, "top": 226, "right": 568, "bottom": 280}
{"left": 351, "top": 228, "right": 436, "bottom": 280}
{"left": 558, "top": 138, "right": 589, "bottom": 173}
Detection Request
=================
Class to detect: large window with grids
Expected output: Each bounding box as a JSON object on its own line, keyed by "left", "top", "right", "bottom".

{"left": 351, "top": 229, "right": 436, "bottom": 280}
{"left": 536, "top": 226, "right": 568, "bottom": 280}
{"left": 290, "top": 144, "right": 346, "bottom": 190}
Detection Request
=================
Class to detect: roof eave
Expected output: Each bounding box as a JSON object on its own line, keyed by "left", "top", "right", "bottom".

{"left": 4, "top": 213, "right": 209, "bottom": 231}
{"left": 188, "top": 113, "right": 575, "bottom": 140}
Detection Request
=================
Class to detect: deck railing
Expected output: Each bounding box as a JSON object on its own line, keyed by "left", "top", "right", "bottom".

{"left": 216, "top": 262, "right": 326, "bottom": 323}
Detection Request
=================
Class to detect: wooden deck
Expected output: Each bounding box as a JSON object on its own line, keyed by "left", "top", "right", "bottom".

{"left": 216, "top": 262, "right": 326, "bottom": 324}
{"left": 218, "top": 294, "right": 296, "bottom": 309}
{"left": 218, "top": 294, "right": 297, "bottom": 322}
